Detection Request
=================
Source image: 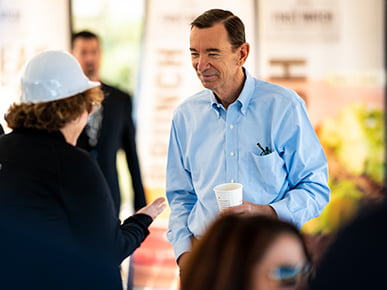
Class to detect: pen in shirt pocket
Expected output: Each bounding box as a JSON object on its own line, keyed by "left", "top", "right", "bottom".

{"left": 257, "top": 143, "right": 272, "bottom": 156}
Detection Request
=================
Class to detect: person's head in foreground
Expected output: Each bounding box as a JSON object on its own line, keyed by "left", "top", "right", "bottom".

{"left": 180, "top": 215, "right": 311, "bottom": 290}
{"left": 5, "top": 50, "right": 102, "bottom": 144}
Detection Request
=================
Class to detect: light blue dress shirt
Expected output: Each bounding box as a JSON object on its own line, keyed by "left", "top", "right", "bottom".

{"left": 166, "top": 69, "right": 330, "bottom": 258}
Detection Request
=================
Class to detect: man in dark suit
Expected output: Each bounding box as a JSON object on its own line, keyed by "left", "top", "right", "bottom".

{"left": 71, "top": 31, "right": 146, "bottom": 216}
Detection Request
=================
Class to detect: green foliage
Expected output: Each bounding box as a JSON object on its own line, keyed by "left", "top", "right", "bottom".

{"left": 302, "top": 103, "right": 385, "bottom": 235}
{"left": 319, "top": 103, "right": 385, "bottom": 185}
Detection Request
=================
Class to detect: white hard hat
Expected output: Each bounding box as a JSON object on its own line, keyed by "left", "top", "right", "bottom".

{"left": 20, "top": 50, "right": 100, "bottom": 103}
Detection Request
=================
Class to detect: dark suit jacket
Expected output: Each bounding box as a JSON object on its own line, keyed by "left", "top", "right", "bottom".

{"left": 0, "top": 128, "right": 152, "bottom": 289}
{"left": 77, "top": 83, "right": 146, "bottom": 215}
{"left": 0, "top": 124, "right": 4, "bottom": 135}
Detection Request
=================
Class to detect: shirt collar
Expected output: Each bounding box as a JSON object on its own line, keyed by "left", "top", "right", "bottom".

{"left": 211, "top": 94, "right": 222, "bottom": 118}
{"left": 237, "top": 69, "right": 254, "bottom": 115}
{"left": 210, "top": 68, "right": 254, "bottom": 117}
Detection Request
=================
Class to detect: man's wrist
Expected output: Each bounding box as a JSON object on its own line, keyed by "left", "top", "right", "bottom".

{"left": 268, "top": 205, "right": 278, "bottom": 218}
{"left": 177, "top": 252, "right": 190, "bottom": 270}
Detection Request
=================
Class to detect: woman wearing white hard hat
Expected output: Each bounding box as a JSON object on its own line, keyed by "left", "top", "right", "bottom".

{"left": 0, "top": 50, "right": 166, "bottom": 290}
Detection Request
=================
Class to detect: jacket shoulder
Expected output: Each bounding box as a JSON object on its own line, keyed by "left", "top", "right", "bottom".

{"left": 102, "top": 83, "right": 131, "bottom": 99}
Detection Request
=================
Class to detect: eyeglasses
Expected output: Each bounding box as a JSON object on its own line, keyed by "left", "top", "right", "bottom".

{"left": 269, "top": 264, "right": 311, "bottom": 287}
{"left": 87, "top": 101, "right": 101, "bottom": 114}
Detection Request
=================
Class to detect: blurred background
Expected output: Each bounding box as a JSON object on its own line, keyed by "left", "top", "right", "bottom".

{"left": 0, "top": 0, "right": 385, "bottom": 289}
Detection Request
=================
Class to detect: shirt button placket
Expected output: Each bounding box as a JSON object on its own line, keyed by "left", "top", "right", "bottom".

{"left": 229, "top": 122, "right": 237, "bottom": 183}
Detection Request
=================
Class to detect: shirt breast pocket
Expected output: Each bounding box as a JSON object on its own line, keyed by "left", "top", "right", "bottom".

{"left": 249, "top": 151, "right": 287, "bottom": 195}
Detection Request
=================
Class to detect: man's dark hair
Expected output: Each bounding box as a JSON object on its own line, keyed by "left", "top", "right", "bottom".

{"left": 71, "top": 30, "right": 100, "bottom": 49}
{"left": 190, "top": 9, "right": 246, "bottom": 50}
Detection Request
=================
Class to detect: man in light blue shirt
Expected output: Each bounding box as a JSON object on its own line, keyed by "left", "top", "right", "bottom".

{"left": 166, "top": 9, "right": 330, "bottom": 270}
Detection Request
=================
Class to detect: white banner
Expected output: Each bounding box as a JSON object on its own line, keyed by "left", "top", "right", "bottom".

{"left": 0, "top": 0, "right": 71, "bottom": 128}
{"left": 258, "top": 0, "right": 385, "bottom": 81}
{"left": 260, "top": 0, "right": 341, "bottom": 43}
{"left": 257, "top": 0, "right": 385, "bottom": 126}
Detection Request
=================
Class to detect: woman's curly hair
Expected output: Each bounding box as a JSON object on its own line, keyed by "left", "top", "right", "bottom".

{"left": 5, "top": 87, "right": 103, "bottom": 132}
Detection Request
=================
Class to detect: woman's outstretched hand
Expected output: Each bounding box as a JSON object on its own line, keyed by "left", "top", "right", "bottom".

{"left": 137, "top": 197, "right": 167, "bottom": 220}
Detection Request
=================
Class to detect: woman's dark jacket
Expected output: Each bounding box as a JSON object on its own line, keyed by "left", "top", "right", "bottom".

{"left": 0, "top": 128, "right": 151, "bottom": 289}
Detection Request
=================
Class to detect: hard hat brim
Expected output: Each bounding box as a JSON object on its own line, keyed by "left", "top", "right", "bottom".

{"left": 19, "top": 80, "right": 101, "bottom": 104}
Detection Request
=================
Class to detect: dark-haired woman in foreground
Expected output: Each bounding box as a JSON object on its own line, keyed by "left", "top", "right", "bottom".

{"left": 181, "top": 215, "right": 311, "bottom": 290}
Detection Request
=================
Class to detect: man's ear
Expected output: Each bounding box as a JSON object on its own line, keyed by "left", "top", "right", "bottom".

{"left": 238, "top": 43, "right": 250, "bottom": 66}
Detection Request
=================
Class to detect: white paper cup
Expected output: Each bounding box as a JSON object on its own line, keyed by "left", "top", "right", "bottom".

{"left": 213, "top": 183, "right": 243, "bottom": 211}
